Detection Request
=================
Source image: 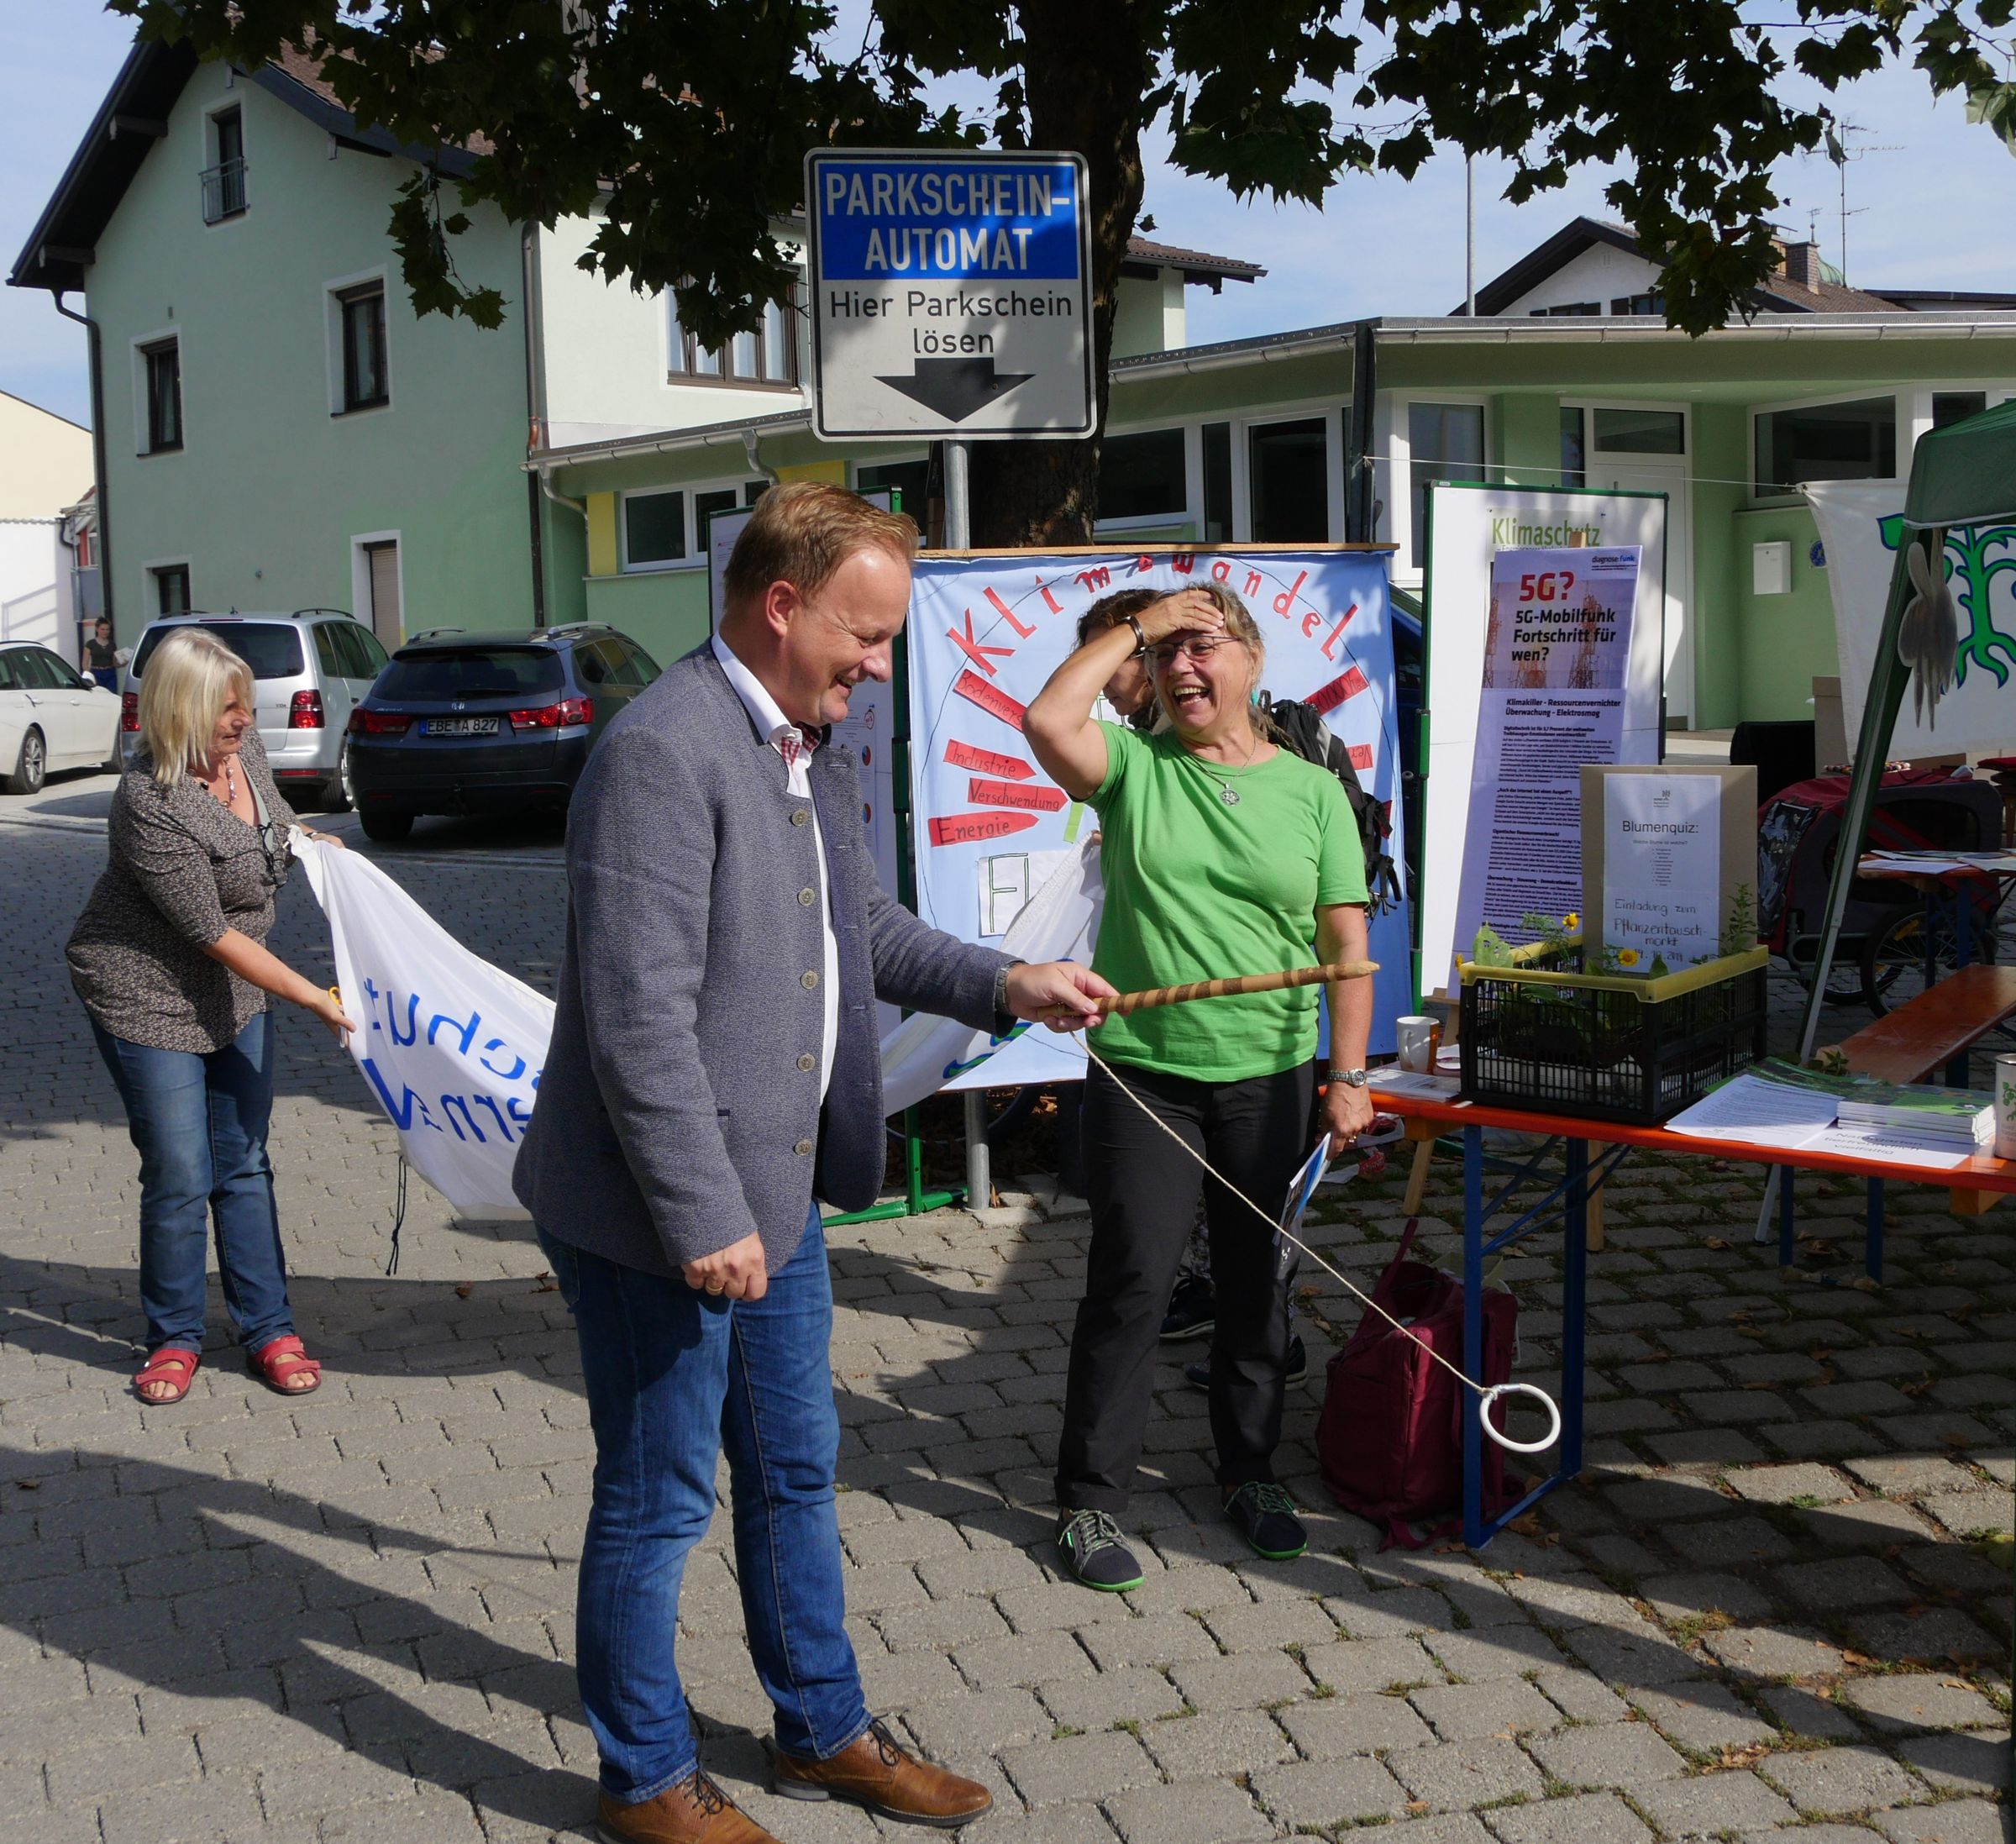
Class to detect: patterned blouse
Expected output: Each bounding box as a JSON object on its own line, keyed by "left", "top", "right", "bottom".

{"left": 67, "top": 731, "right": 299, "bottom": 1053}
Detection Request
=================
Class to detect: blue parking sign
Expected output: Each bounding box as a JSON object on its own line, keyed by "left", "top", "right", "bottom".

{"left": 806, "top": 149, "right": 1095, "bottom": 439}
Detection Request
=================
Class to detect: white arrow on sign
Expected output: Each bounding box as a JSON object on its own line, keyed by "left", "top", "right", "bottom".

{"left": 806, "top": 149, "right": 1095, "bottom": 442}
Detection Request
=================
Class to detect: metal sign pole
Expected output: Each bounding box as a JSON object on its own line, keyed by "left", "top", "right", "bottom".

{"left": 942, "top": 437, "right": 992, "bottom": 1211}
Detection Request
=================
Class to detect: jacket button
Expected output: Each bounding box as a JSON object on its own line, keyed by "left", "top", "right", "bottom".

{"left": 801, "top": 969, "right": 819, "bottom": 990}
{"left": 798, "top": 887, "right": 816, "bottom": 906}
{"left": 794, "top": 1137, "right": 814, "bottom": 1157}
{"left": 796, "top": 1053, "right": 816, "bottom": 1072}
{"left": 790, "top": 807, "right": 811, "bottom": 827}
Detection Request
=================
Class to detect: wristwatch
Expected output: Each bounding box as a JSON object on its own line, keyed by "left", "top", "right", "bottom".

{"left": 1331, "top": 1067, "right": 1371, "bottom": 1089}
{"left": 993, "top": 960, "right": 1021, "bottom": 1017}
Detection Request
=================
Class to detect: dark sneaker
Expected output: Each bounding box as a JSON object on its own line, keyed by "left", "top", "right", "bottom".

{"left": 1183, "top": 1334, "right": 1307, "bottom": 1391}
{"left": 1055, "top": 1509, "right": 1145, "bottom": 1591}
{"left": 1159, "top": 1272, "right": 1215, "bottom": 1341}
{"left": 1225, "top": 1482, "right": 1307, "bottom": 1561}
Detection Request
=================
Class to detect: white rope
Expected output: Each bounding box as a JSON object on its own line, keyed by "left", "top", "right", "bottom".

{"left": 1074, "top": 1039, "right": 1562, "bottom": 1452}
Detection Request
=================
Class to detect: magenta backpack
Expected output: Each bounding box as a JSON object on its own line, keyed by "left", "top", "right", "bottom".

{"left": 1316, "top": 1217, "right": 1519, "bottom": 1549}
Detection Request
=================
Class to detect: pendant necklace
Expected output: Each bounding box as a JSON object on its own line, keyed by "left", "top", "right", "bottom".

{"left": 1204, "top": 733, "right": 1259, "bottom": 807}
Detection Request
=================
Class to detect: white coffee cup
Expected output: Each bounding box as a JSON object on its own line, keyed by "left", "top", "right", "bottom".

{"left": 1995, "top": 1055, "right": 2016, "bottom": 1159}
{"left": 1396, "top": 1015, "right": 1437, "bottom": 1074}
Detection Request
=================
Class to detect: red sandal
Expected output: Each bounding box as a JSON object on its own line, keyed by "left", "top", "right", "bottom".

{"left": 134, "top": 1348, "right": 199, "bottom": 1405}
{"left": 247, "top": 1335, "right": 322, "bottom": 1395}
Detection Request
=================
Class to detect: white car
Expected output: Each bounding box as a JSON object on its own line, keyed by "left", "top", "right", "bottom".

{"left": 0, "top": 641, "right": 122, "bottom": 795}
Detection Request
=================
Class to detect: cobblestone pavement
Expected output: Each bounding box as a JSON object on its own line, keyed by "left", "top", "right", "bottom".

{"left": 2, "top": 770, "right": 2011, "bottom": 1844}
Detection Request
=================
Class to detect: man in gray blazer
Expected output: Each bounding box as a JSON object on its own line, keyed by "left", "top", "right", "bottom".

{"left": 515, "top": 483, "right": 1112, "bottom": 1844}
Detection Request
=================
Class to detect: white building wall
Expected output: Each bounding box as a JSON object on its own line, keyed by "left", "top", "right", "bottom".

{"left": 0, "top": 522, "right": 62, "bottom": 651}
{"left": 1496, "top": 244, "right": 1666, "bottom": 317}
{"left": 535, "top": 213, "right": 809, "bottom": 445}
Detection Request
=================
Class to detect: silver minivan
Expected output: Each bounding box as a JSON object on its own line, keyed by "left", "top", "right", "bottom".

{"left": 123, "top": 610, "right": 390, "bottom": 810}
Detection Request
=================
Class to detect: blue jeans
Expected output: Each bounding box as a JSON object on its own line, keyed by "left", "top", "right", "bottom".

{"left": 541, "top": 1205, "right": 869, "bottom": 1803}
{"left": 90, "top": 1011, "right": 295, "bottom": 1357}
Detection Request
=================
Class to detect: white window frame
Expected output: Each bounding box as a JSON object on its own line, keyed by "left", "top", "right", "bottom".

{"left": 323, "top": 266, "right": 393, "bottom": 418}
{"left": 662, "top": 286, "right": 805, "bottom": 391}
{"left": 202, "top": 98, "right": 248, "bottom": 227}
{"left": 130, "top": 327, "right": 183, "bottom": 458}
{"left": 140, "top": 554, "right": 196, "bottom": 618}
{"left": 1562, "top": 397, "right": 1693, "bottom": 461}
{"left": 1748, "top": 388, "right": 1908, "bottom": 506}
{"left": 619, "top": 474, "right": 767, "bottom": 573}
{"left": 1387, "top": 393, "right": 1492, "bottom": 585}
{"left": 1904, "top": 382, "right": 2016, "bottom": 454}
{"left": 1095, "top": 397, "right": 1352, "bottom": 548}
{"left": 1241, "top": 402, "right": 1347, "bottom": 546}
{"left": 349, "top": 530, "right": 404, "bottom": 638}
{"left": 1093, "top": 423, "right": 1196, "bottom": 539}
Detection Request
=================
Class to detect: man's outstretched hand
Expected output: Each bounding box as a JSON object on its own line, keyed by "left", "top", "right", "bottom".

{"left": 683, "top": 1231, "right": 768, "bottom": 1301}
{"left": 1004, "top": 962, "right": 1118, "bottom": 1033}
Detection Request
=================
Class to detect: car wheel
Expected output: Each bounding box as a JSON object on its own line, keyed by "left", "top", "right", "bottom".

{"left": 359, "top": 807, "right": 413, "bottom": 843}
{"left": 3, "top": 727, "right": 46, "bottom": 796}
{"left": 321, "top": 740, "right": 355, "bottom": 814}
{"left": 102, "top": 733, "right": 124, "bottom": 775}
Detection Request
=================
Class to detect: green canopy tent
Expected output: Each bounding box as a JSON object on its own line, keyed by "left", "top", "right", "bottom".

{"left": 1794, "top": 397, "right": 2016, "bottom": 1064}
{"left": 1788, "top": 398, "right": 2016, "bottom": 1740}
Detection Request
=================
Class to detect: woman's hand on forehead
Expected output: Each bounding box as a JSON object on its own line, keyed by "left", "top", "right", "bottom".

{"left": 1141, "top": 587, "right": 1226, "bottom": 644}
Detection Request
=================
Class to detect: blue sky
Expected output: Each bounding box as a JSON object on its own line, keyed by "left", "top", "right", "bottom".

{"left": 5, "top": 0, "right": 2014, "bottom": 428}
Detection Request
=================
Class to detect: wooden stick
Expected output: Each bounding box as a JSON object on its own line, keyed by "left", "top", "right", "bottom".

{"left": 1096, "top": 959, "right": 1378, "bottom": 1017}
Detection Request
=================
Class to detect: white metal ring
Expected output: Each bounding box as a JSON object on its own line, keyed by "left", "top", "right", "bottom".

{"left": 1478, "top": 1383, "right": 1563, "bottom": 1455}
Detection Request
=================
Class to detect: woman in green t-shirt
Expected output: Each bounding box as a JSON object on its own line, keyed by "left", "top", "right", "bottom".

{"left": 1026, "top": 582, "right": 1374, "bottom": 1590}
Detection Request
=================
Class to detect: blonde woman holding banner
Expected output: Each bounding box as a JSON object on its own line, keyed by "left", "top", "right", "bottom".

{"left": 67, "top": 629, "right": 353, "bottom": 1408}
{"left": 1026, "top": 582, "right": 1373, "bottom": 1589}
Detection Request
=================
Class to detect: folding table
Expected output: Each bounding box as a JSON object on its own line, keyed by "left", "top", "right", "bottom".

{"left": 1366, "top": 1085, "right": 2016, "bottom": 1549}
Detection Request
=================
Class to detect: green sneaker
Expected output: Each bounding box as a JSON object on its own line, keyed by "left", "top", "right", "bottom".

{"left": 1225, "top": 1481, "right": 1307, "bottom": 1560}
{"left": 1055, "top": 1508, "right": 1145, "bottom": 1592}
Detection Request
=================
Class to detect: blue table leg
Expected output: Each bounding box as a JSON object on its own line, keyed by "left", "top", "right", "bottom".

{"left": 1866, "top": 1177, "right": 1884, "bottom": 1284}
{"left": 1778, "top": 1165, "right": 1797, "bottom": 1266}
{"left": 1463, "top": 1125, "right": 1484, "bottom": 1549}
{"left": 1562, "top": 1140, "right": 1588, "bottom": 1481}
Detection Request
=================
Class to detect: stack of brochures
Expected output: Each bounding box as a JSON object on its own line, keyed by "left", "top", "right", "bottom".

{"left": 1834, "top": 1083, "right": 1994, "bottom": 1148}
{"left": 1666, "top": 1059, "right": 1992, "bottom": 1167}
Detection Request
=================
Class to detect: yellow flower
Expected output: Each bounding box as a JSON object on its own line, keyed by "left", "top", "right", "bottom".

{"left": 1617, "top": 948, "right": 1641, "bottom": 967}
{"left": 1562, "top": 912, "right": 1580, "bottom": 931}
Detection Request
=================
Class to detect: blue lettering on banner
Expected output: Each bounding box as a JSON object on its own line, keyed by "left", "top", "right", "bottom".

{"left": 816, "top": 160, "right": 1081, "bottom": 282}
{"left": 356, "top": 972, "right": 544, "bottom": 1140}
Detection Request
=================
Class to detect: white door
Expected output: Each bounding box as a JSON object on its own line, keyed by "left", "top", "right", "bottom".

{"left": 1588, "top": 453, "right": 1693, "bottom": 728}
{"left": 18, "top": 647, "right": 97, "bottom": 764}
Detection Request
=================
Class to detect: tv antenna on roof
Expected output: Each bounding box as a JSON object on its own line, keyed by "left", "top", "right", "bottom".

{"left": 1824, "top": 120, "right": 1903, "bottom": 285}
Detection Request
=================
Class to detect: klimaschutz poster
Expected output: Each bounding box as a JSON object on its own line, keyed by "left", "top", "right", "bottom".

{"left": 906, "top": 545, "right": 1406, "bottom": 1091}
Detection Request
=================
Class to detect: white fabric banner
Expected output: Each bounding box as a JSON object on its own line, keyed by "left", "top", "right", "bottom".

{"left": 1806, "top": 480, "right": 2016, "bottom": 757}
{"left": 906, "top": 545, "right": 1410, "bottom": 1087}
{"left": 296, "top": 835, "right": 550, "bottom": 1213}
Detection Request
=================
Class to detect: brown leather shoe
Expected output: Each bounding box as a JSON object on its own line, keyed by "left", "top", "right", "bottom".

{"left": 773, "top": 1719, "right": 992, "bottom": 1828}
{"left": 596, "top": 1769, "right": 780, "bottom": 1844}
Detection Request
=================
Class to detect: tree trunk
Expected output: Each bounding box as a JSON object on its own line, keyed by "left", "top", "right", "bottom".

{"left": 965, "top": 1, "right": 1152, "bottom": 548}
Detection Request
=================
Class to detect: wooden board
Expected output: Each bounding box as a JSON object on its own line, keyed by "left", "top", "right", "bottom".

{"left": 1839, "top": 963, "right": 2016, "bottom": 1086}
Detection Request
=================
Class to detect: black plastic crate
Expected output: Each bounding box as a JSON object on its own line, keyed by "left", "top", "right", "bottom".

{"left": 1458, "top": 945, "right": 1769, "bottom": 1126}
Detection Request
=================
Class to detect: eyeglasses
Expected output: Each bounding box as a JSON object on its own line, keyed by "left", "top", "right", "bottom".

{"left": 1148, "top": 636, "right": 1239, "bottom": 668}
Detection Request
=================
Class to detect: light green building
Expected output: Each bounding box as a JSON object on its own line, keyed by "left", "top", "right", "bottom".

{"left": 9, "top": 34, "right": 1247, "bottom": 664}
{"left": 16, "top": 38, "right": 2014, "bottom": 728}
